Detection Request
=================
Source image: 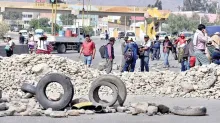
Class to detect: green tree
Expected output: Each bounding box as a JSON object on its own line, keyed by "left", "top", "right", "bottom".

{"left": 29, "top": 18, "right": 50, "bottom": 30}
{"left": 59, "top": 14, "right": 77, "bottom": 25}
{"left": 0, "top": 22, "right": 9, "bottom": 39}
{"left": 3, "top": 11, "right": 22, "bottom": 20}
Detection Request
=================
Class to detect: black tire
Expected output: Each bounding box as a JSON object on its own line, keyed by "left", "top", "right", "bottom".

{"left": 36, "top": 73, "right": 74, "bottom": 111}
{"left": 21, "top": 83, "right": 36, "bottom": 95}
{"left": 57, "top": 44, "right": 66, "bottom": 53}
{"left": 171, "top": 106, "right": 207, "bottom": 116}
{"left": 91, "top": 75, "right": 127, "bottom": 106}
{"left": 89, "top": 81, "right": 118, "bottom": 107}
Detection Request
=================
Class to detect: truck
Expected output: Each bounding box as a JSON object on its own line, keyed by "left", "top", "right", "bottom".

{"left": 47, "top": 35, "right": 84, "bottom": 53}
{"left": 206, "top": 26, "right": 220, "bottom": 36}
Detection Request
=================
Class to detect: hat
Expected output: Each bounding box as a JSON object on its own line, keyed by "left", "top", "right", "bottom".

{"left": 109, "top": 37, "right": 116, "bottom": 41}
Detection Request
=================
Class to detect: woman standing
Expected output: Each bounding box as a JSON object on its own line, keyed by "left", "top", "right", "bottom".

{"left": 163, "top": 36, "right": 172, "bottom": 68}
{"left": 4, "top": 35, "right": 15, "bottom": 57}
{"left": 28, "top": 34, "right": 35, "bottom": 54}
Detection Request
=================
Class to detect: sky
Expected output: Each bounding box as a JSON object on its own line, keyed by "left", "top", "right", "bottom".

{"left": 0, "top": 0, "right": 220, "bottom": 11}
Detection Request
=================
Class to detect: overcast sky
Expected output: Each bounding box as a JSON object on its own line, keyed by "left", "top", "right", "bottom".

{"left": 0, "top": 0, "right": 219, "bottom": 11}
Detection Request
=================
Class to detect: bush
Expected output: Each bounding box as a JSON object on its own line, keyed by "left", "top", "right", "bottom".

{"left": 0, "top": 22, "right": 9, "bottom": 39}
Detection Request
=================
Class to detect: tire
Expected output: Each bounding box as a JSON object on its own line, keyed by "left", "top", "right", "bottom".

{"left": 89, "top": 81, "right": 118, "bottom": 107}
{"left": 57, "top": 44, "right": 66, "bottom": 53}
{"left": 171, "top": 106, "right": 207, "bottom": 116}
{"left": 91, "top": 75, "right": 127, "bottom": 106}
{"left": 21, "top": 83, "right": 36, "bottom": 95}
{"left": 36, "top": 73, "right": 74, "bottom": 110}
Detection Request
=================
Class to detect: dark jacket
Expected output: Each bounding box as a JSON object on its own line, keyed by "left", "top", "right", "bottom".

{"left": 153, "top": 40, "right": 161, "bottom": 49}
{"left": 105, "top": 43, "right": 114, "bottom": 59}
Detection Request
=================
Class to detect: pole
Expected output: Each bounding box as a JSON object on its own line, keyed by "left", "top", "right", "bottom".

{"left": 134, "top": 6, "right": 136, "bottom": 33}
{"left": 54, "top": 0, "right": 58, "bottom": 35}
{"left": 87, "top": 0, "right": 89, "bottom": 19}
{"left": 125, "top": 16, "right": 126, "bottom": 32}
{"left": 82, "top": 0, "right": 84, "bottom": 27}
{"left": 51, "top": 4, "right": 54, "bottom": 35}
{"left": 89, "top": 0, "right": 91, "bottom": 25}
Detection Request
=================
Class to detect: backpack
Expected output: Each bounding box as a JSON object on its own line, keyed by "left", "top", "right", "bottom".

{"left": 99, "top": 45, "right": 107, "bottom": 58}
{"left": 124, "top": 47, "right": 134, "bottom": 63}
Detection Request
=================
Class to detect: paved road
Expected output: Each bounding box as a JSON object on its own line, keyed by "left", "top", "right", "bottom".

{"left": 1, "top": 96, "right": 220, "bottom": 123}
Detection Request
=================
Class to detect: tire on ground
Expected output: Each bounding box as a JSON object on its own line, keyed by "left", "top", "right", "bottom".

{"left": 36, "top": 73, "right": 74, "bottom": 110}
{"left": 171, "top": 106, "right": 207, "bottom": 116}
{"left": 21, "top": 83, "right": 36, "bottom": 95}
{"left": 89, "top": 81, "right": 118, "bottom": 107}
{"left": 91, "top": 75, "right": 127, "bottom": 106}
{"left": 57, "top": 44, "right": 66, "bottom": 53}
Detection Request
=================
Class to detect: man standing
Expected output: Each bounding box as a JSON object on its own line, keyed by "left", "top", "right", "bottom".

{"left": 140, "top": 36, "right": 151, "bottom": 72}
{"left": 163, "top": 36, "right": 172, "bottom": 68}
{"left": 121, "top": 37, "right": 128, "bottom": 72}
{"left": 152, "top": 35, "right": 161, "bottom": 60}
{"left": 19, "top": 33, "right": 25, "bottom": 44}
{"left": 105, "top": 37, "right": 115, "bottom": 74}
{"left": 80, "top": 35, "right": 96, "bottom": 68}
{"left": 193, "top": 24, "right": 210, "bottom": 66}
{"left": 123, "top": 37, "right": 138, "bottom": 72}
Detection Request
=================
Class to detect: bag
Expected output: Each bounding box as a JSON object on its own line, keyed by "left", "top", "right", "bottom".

{"left": 99, "top": 45, "right": 107, "bottom": 58}
{"left": 4, "top": 45, "right": 10, "bottom": 51}
{"left": 124, "top": 47, "right": 134, "bottom": 62}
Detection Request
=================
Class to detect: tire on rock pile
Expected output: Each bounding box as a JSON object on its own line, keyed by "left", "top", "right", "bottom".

{"left": 21, "top": 83, "right": 36, "bottom": 95}
{"left": 89, "top": 81, "right": 118, "bottom": 107}
{"left": 171, "top": 106, "right": 207, "bottom": 116}
{"left": 36, "top": 73, "right": 74, "bottom": 111}
{"left": 89, "top": 75, "right": 127, "bottom": 107}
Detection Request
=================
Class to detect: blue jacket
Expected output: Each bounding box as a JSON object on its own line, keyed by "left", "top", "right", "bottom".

{"left": 153, "top": 40, "right": 160, "bottom": 49}
{"left": 124, "top": 42, "right": 138, "bottom": 60}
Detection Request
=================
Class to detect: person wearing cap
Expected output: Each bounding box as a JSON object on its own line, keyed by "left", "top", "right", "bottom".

{"left": 163, "top": 36, "right": 172, "bottom": 68}
{"left": 36, "top": 35, "right": 50, "bottom": 54}
{"left": 80, "top": 34, "right": 96, "bottom": 68}
{"left": 4, "top": 35, "right": 15, "bottom": 57}
{"left": 104, "top": 37, "right": 115, "bottom": 74}
{"left": 139, "top": 35, "right": 151, "bottom": 72}
{"left": 152, "top": 35, "right": 161, "bottom": 60}
{"left": 120, "top": 37, "right": 129, "bottom": 72}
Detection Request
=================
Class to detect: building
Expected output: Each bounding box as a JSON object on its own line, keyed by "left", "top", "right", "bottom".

{"left": 22, "top": 12, "right": 39, "bottom": 29}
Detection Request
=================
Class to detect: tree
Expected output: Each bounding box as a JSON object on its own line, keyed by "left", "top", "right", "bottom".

{"left": 59, "top": 14, "right": 77, "bottom": 25}
{"left": 154, "top": 0, "right": 162, "bottom": 10}
{"left": 29, "top": 18, "right": 50, "bottom": 30}
{"left": 0, "top": 22, "right": 9, "bottom": 39}
{"left": 3, "top": 11, "right": 22, "bottom": 20}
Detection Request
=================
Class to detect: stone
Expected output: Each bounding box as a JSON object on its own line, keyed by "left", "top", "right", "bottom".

{"left": 44, "top": 108, "right": 53, "bottom": 116}
{"left": 0, "top": 90, "right": 2, "bottom": 99}
{"left": 181, "top": 83, "right": 194, "bottom": 92}
{"left": 32, "top": 63, "right": 49, "bottom": 73}
{"left": 116, "top": 106, "right": 127, "bottom": 113}
{"left": 147, "top": 106, "right": 158, "bottom": 116}
{"left": 50, "top": 111, "right": 67, "bottom": 118}
{"left": 78, "top": 109, "right": 85, "bottom": 114}
{"left": 126, "top": 111, "right": 132, "bottom": 114}
{"left": 67, "top": 110, "right": 80, "bottom": 116}
{"left": 20, "top": 110, "right": 30, "bottom": 116}
{"left": 157, "top": 105, "right": 169, "bottom": 114}
{"left": 71, "top": 98, "right": 89, "bottom": 105}
{"left": 16, "top": 105, "right": 27, "bottom": 113}
{"left": 111, "top": 109, "right": 116, "bottom": 113}
{"left": 131, "top": 110, "right": 139, "bottom": 115}
{"left": 29, "top": 109, "right": 42, "bottom": 116}
{"left": 134, "top": 102, "right": 148, "bottom": 113}
{"left": 20, "top": 99, "right": 29, "bottom": 103}
{"left": 0, "top": 103, "right": 8, "bottom": 111}
{"left": 5, "top": 108, "right": 16, "bottom": 116}
{"left": 48, "top": 92, "right": 62, "bottom": 101}
{"left": 0, "top": 112, "right": 6, "bottom": 117}
{"left": 85, "top": 110, "right": 95, "bottom": 115}
{"left": 23, "top": 93, "right": 34, "bottom": 99}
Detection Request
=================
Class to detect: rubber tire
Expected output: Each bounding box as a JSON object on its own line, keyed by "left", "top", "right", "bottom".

{"left": 21, "top": 83, "right": 36, "bottom": 95}
{"left": 36, "top": 73, "right": 74, "bottom": 111}
{"left": 91, "top": 75, "right": 127, "bottom": 106}
{"left": 171, "top": 106, "right": 207, "bottom": 116}
{"left": 57, "top": 44, "right": 66, "bottom": 53}
{"left": 89, "top": 81, "right": 118, "bottom": 107}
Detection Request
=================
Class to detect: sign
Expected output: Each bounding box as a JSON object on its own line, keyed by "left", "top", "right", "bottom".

{"left": 35, "top": 0, "right": 46, "bottom": 2}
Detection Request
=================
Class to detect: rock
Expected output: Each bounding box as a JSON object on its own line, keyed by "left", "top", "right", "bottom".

{"left": 126, "top": 111, "right": 132, "bottom": 114}
{"left": 23, "top": 93, "right": 34, "bottom": 99}
{"left": 134, "top": 102, "right": 148, "bottom": 113}
{"left": 157, "top": 105, "right": 169, "bottom": 114}
{"left": 131, "top": 110, "right": 139, "bottom": 115}
{"left": 32, "top": 63, "right": 49, "bottom": 73}
{"left": 147, "top": 106, "right": 158, "bottom": 116}
{"left": 16, "top": 105, "right": 27, "bottom": 113}
{"left": 85, "top": 110, "right": 95, "bottom": 115}
{"left": 78, "top": 109, "right": 85, "bottom": 114}
{"left": 29, "top": 109, "right": 42, "bottom": 116}
{"left": 67, "top": 110, "right": 80, "bottom": 116}
{"left": 20, "top": 110, "right": 30, "bottom": 116}
{"left": 181, "top": 83, "right": 194, "bottom": 92}
{"left": 44, "top": 108, "right": 53, "bottom": 116}
{"left": 0, "top": 90, "right": 2, "bottom": 99}
{"left": 111, "top": 109, "right": 116, "bottom": 113}
{"left": 116, "top": 106, "right": 127, "bottom": 113}
{"left": 0, "top": 112, "right": 6, "bottom": 117}
{"left": 0, "top": 98, "right": 9, "bottom": 103}
{"left": 5, "top": 108, "right": 16, "bottom": 116}
{"left": 20, "top": 99, "right": 29, "bottom": 103}
{"left": 50, "top": 111, "right": 67, "bottom": 118}
{"left": 0, "top": 103, "right": 8, "bottom": 111}
{"left": 48, "top": 92, "right": 62, "bottom": 101}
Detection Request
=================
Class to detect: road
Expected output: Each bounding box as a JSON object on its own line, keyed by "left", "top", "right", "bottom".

{"left": 2, "top": 33, "right": 220, "bottom": 123}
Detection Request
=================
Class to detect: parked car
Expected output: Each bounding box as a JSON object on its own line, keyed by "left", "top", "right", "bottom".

{"left": 118, "top": 31, "right": 125, "bottom": 39}
{"left": 125, "top": 31, "right": 136, "bottom": 41}
{"left": 100, "top": 33, "right": 105, "bottom": 40}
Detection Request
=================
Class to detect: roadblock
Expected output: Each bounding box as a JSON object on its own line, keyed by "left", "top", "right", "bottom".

{"left": 0, "top": 45, "right": 29, "bottom": 57}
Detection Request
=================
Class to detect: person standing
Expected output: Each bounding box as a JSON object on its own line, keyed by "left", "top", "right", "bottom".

{"left": 193, "top": 24, "right": 210, "bottom": 66}
{"left": 175, "top": 34, "right": 187, "bottom": 63}
{"left": 4, "top": 35, "right": 15, "bottom": 57}
{"left": 123, "top": 37, "right": 138, "bottom": 72}
{"left": 139, "top": 36, "right": 151, "bottom": 72}
{"left": 163, "top": 36, "right": 172, "bottom": 68}
{"left": 28, "top": 34, "right": 35, "bottom": 54}
{"left": 19, "top": 33, "right": 25, "bottom": 44}
{"left": 152, "top": 35, "right": 161, "bottom": 60}
{"left": 80, "top": 35, "right": 96, "bottom": 68}
{"left": 105, "top": 30, "right": 109, "bottom": 41}
{"left": 121, "top": 37, "right": 128, "bottom": 72}
{"left": 36, "top": 35, "right": 50, "bottom": 54}
{"left": 104, "top": 37, "right": 115, "bottom": 74}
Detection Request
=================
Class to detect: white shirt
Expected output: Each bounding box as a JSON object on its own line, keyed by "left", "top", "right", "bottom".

{"left": 142, "top": 40, "right": 151, "bottom": 48}
{"left": 37, "top": 40, "right": 48, "bottom": 51}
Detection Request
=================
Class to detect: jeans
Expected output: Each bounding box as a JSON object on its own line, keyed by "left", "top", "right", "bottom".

{"left": 84, "top": 55, "right": 92, "bottom": 65}
{"left": 181, "top": 58, "right": 190, "bottom": 71}
{"left": 163, "top": 52, "right": 169, "bottom": 66}
{"left": 140, "top": 56, "right": 149, "bottom": 72}
{"left": 153, "top": 48, "right": 160, "bottom": 60}
{"left": 212, "top": 51, "right": 220, "bottom": 65}
{"left": 123, "top": 59, "right": 136, "bottom": 72}
{"left": 6, "top": 49, "right": 13, "bottom": 57}
{"left": 194, "top": 49, "right": 210, "bottom": 66}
